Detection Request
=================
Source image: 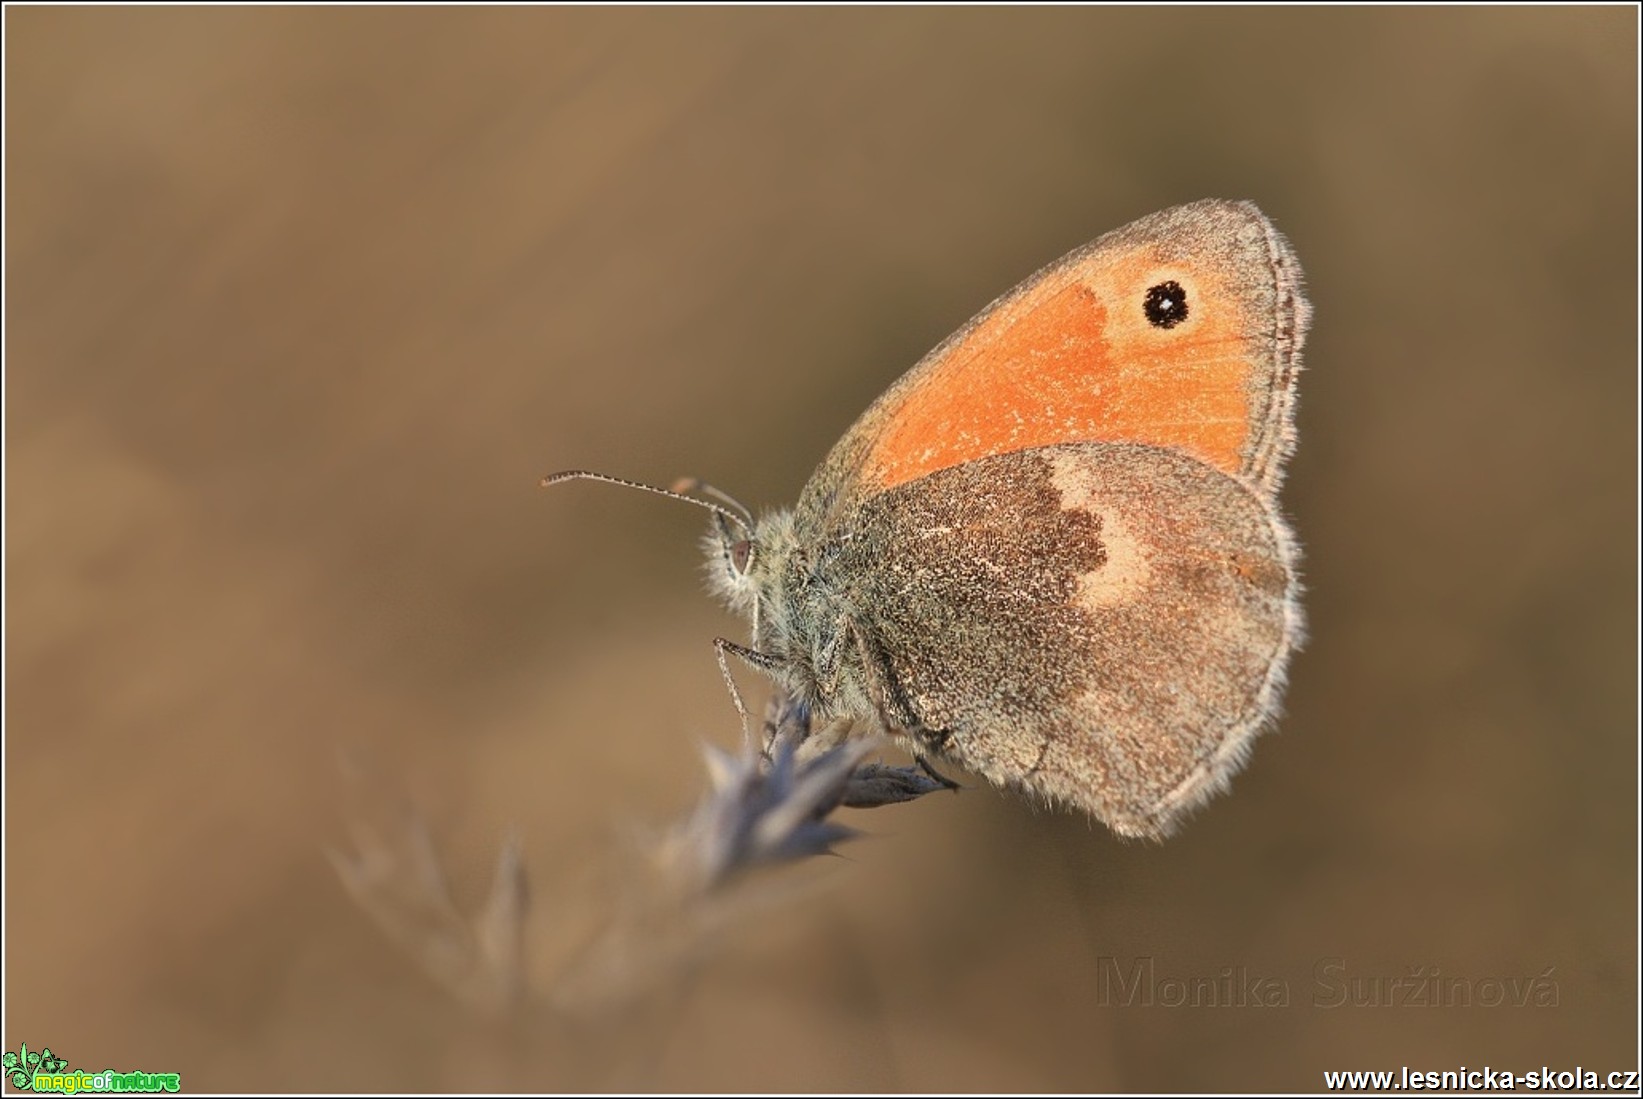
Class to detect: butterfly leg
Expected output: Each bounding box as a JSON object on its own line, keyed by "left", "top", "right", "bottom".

{"left": 714, "top": 637, "right": 783, "bottom": 745}
{"left": 844, "top": 621, "right": 962, "bottom": 793}
{"left": 914, "top": 753, "right": 963, "bottom": 793}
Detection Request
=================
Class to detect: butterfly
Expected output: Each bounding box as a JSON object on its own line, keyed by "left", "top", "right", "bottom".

{"left": 549, "top": 199, "right": 1309, "bottom": 839}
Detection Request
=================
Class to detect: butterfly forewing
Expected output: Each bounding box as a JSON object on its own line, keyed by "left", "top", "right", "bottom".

{"left": 797, "top": 199, "right": 1308, "bottom": 536}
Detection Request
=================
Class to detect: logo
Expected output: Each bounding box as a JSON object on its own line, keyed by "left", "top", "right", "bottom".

{"left": 4, "top": 1044, "right": 67, "bottom": 1090}
{"left": 3, "top": 1044, "right": 180, "bottom": 1094}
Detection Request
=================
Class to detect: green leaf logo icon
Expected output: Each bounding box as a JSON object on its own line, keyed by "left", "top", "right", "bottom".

{"left": 3, "top": 1042, "right": 66, "bottom": 1088}
{"left": 6, "top": 1043, "right": 30, "bottom": 1090}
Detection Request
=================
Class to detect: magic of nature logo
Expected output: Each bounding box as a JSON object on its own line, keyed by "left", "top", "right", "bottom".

{"left": 4, "top": 1043, "right": 180, "bottom": 1094}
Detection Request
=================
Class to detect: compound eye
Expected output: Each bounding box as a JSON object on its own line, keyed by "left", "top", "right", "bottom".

{"left": 730, "top": 539, "right": 753, "bottom": 574}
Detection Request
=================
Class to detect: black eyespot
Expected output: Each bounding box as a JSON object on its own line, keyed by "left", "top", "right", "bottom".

{"left": 731, "top": 539, "right": 753, "bottom": 573}
{"left": 1143, "top": 280, "right": 1188, "bottom": 328}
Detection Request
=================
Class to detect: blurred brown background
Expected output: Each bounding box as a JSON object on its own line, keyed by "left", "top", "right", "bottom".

{"left": 6, "top": 7, "right": 1636, "bottom": 1092}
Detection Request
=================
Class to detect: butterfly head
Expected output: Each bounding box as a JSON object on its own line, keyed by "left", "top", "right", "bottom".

{"left": 702, "top": 507, "right": 799, "bottom": 649}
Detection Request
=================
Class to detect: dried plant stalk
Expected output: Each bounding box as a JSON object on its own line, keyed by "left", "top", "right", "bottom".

{"left": 329, "top": 689, "right": 945, "bottom": 1017}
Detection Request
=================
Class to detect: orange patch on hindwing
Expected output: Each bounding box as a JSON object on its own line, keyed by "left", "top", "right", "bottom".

{"left": 862, "top": 248, "right": 1258, "bottom": 492}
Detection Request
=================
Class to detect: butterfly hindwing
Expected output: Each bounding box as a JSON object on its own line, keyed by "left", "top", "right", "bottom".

{"left": 818, "top": 441, "right": 1300, "bottom": 838}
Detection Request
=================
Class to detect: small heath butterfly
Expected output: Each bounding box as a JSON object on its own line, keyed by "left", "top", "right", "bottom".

{"left": 548, "top": 199, "right": 1309, "bottom": 839}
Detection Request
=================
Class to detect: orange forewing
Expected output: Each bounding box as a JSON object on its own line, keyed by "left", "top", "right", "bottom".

{"left": 861, "top": 258, "right": 1257, "bottom": 492}
{"left": 825, "top": 201, "right": 1303, "bottom": 505}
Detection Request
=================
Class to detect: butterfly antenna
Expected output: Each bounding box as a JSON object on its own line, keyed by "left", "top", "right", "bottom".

{"left": 540, "top": 470, "right": 752, "bottom": 537}
{"left": 669, "top": 477, "right": 754, "bottom": 527}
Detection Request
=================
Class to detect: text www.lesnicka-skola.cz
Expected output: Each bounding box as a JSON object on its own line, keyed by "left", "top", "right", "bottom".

{"left": 1324, "top": 1067, "right": 1640, "bottom": 1091}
